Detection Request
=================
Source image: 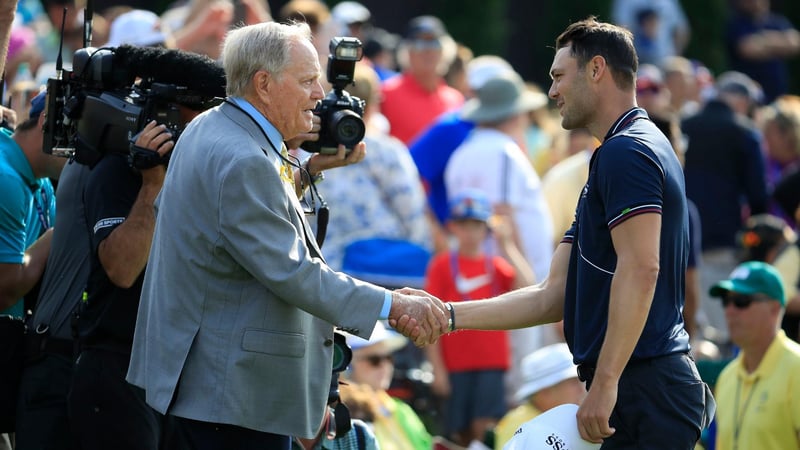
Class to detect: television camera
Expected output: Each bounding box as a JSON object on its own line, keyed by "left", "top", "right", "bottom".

{"left": 42, "top": 44, "right": 226, "bottom": 169}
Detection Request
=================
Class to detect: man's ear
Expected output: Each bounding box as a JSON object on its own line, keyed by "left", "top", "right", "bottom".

{"left": 253, "top": 70, "right": 272, "bottom": 101}
{"left": 588, "top": 55, "right": 607, "bottom": 82}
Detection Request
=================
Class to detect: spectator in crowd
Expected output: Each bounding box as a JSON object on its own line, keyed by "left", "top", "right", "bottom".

{"left": 330, "top": 1, "right": 371, "bottom": 42}
{"left": 444, "top": 71, "right": 558, "bottom": 408}
{"left": 612, "top": 0, "right": 690, "bottom": 62}
{"left": 0, "top": 90, "right": 59, "bottom": 450}
{"left": 161, "top": 0, "right": 235, "bottom": 59}
{"left": 126, "top": 22, "right": 447, "bottom": 450}
{"left": 632, "top": 8, "right": 664, "bottom": 65}
{"left": 344, "top": 322, "right": 432, "bottom": 450}
{"left": 493, "top": 343, "right": 585, "bottom": 449}
{"left": 710, "top": 261, "right": 800, "bottom": 450}
{"left": 773, "top": 167, "right": 800, "bottom": 232}
{"left": 661, "top": 55, "right": 703, "bottom": 118}
{"left": 737, "top": 214, "right": 800, "bottom": 342}
{"left": 104, "top": 9, "right": 171, "bottom": 48}
{"left": 319, "top": 62, "right": 431, "bottom": 274}
{"left": 683, "top": 70, "right": 769, "bottom": 341}
{"left": 444, "top": 43, "right": 474, "bottom": 97}
{"left": 726, "top": 0, "right": 800, "bottom": 104}
{"left": 409, "top": 54, "right": 514, "bottom": 236}
{"left": 362, "top": 27, "right": 399, "bottom": 82}
{"left": 445, "top": 71, "right": 553, "bottom": 284}
{"left": 759, "top": 95, "right": 800, "bottom": 229}
{"left": 424, "top": 189, "right": 535, "bottom": 446}
{"left": 14, "top": 159, "right": 90, "bottom": 450}
{"left": 381, "top": 15, "right": 463, "bottom": 144}
{"left": 541, "top": 128, "right": 596, "bottom": 247}
{"left": 0, "top": 91, "right": 60, "bottom": 318}
{"left": 280, "top": 0, "right": 339, "bottom": 91}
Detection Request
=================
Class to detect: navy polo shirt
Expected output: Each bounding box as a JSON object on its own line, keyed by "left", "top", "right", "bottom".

{"left": 562, "top": 108, "right": 690, "bottom": 365}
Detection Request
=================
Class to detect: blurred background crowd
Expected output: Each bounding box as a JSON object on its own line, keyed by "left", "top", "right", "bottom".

{"left": 2, "top": 0, "right": 800, "bottom": 449}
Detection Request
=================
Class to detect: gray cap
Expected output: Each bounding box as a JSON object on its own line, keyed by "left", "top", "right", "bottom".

{"left": 461, "top": 72, "right": 548, "bottom": 123}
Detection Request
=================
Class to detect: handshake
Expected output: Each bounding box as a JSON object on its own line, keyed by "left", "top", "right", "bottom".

{"left": 387, "top": 288, "right": 453, "bottom": 347}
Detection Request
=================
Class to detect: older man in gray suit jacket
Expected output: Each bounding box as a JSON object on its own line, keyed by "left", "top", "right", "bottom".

{"left": 126, "top": 21, "right": 448, "bottom": 450}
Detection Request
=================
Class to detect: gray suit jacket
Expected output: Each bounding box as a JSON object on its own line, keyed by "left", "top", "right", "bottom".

{"left": 127, "top": 102, "right": 385, "bottom": 438}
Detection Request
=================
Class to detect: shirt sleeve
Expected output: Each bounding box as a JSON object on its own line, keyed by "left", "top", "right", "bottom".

{"left": 595, "top": 138, "right": 665, "bottom": 230}
{"left": 0, "top": 175, "right": 29, "bottom": 263}
{"left": 83, "top": 154, "right": 141, "bottom": 254}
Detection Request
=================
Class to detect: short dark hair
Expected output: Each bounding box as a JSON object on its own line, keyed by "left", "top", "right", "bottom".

{"left": 555, "top": 16, "right": 638, "bottom": 91}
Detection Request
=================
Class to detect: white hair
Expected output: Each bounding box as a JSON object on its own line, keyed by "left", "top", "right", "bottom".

{"left": 222, "top": 21, "right": 313, "bottom": 97}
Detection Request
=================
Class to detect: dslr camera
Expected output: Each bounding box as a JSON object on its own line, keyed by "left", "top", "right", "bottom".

{"left": 303, "top": 37, "right": 366, "bottom": 155}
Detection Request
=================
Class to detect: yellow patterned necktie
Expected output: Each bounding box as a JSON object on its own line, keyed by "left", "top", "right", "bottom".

{"left": 280, "top": 143, "right": 295, "bottom": 185}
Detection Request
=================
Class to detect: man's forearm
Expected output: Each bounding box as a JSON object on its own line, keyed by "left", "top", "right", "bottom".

{"left": 593, "top": 261, "right": 657, "bottom": 386}
{"left": 97, "top": 185, "right": 159, "bottom": 288}
{"left": 0, "top": 227, "right": 53, "bottom": 309}
{"left": 0, "top": 0, "right": 17, "bottom": 76}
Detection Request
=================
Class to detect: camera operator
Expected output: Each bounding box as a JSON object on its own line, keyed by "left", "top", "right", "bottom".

{"left": 126, "top": 21, "right": 449, "bottom": 450}
{"left": 66, "top": 118, "right": 180, "bottom": 450}
{"left": 66, "top": 51, "right": 225, "bottom": 447}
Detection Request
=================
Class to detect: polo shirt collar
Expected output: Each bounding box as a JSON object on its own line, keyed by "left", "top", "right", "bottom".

{"left": 0, "top": 128, "right": 37, "bottom": 189}
{"left": 734, "top": 329, "right": 788, "bottom": 382}
{"left": 603, "top": 107, "right": 649, "bottom": 141}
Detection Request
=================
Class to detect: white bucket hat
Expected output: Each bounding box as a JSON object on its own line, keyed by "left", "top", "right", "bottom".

{"left": 515, "top": 343, "right": 579, "bottom": 403}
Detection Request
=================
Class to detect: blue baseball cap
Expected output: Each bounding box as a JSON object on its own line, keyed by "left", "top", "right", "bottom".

{"left": 449, "top": 189, "right": 492, "bottom": 222}
{"left": 29, "top": 90, "right": 47, "bottom": 120}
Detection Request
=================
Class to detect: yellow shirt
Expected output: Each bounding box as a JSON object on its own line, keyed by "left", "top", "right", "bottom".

{"left": 715, "top": 331, "right": 800, "bottom": 450}
{"left": 493, "top": 402, "right": 541, "bottom": 450}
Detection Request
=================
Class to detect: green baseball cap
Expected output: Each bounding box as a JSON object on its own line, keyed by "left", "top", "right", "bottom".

{"left": 709, "top": 261, "right": 786, "bottom": 306}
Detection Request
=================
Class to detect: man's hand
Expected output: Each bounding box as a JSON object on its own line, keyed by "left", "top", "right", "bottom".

{"left": 286, "top": 115, "right": 321, "bottom": 150}
{"left": 134, "top": 120, "right": 174, "bottom": 186}
{"left": 388, "top": 288, "right": 449, "bottom": 347}
{"left": 576, "top": 379, "right": 617, "bottom": 443}
{"left": 306, "top": 142, "right": 366, "bottom": 173}
{"left": 0, "top": 105, "right": 16, "bottom": 130}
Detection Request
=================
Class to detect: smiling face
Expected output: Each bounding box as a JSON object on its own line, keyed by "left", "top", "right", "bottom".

{"left": 548, "top": 45, "right": 596, "bottom": 131}
{"left": 263, "top": 38, "right": 325, "bottom": 140}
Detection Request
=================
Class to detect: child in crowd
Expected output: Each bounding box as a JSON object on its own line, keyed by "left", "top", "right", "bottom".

{"left": 424, "top": 189, "right": 535, "bottom": 447}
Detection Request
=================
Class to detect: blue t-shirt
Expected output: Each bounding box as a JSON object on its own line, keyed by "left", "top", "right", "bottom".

{"left": 562, "top": 108, "right": 690, "bottom": 365}
{"left": 408, "top": 111, "right": 474, "bottom": 224}
{"left": 0, "top": 129, "right": 56, "bottom": 317}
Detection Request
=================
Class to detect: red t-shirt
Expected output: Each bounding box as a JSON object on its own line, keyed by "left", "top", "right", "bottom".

{"left": 380, "top": 72, "right": 464, "bottom": 145}
{"left": 425, "top": 252, "right": 513, "bottom": 372}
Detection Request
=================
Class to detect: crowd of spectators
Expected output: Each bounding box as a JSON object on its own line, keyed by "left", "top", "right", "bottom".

{"left": 0, "top": 0, "right": 799, "bottom": 449}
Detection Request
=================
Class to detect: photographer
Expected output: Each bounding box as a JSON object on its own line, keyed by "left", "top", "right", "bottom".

{"left": 126, "top": 21, "right": 448, "bottom": 450}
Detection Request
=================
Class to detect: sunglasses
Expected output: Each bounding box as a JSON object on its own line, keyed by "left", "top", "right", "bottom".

{"left": 721, "top": 293, "right": 771, "bottom": 309}
{"left": 409, "top": 39, "right": 442, "bottom": 51}
{"left": 359, "top": 354, "right": 394, "bottom": 367}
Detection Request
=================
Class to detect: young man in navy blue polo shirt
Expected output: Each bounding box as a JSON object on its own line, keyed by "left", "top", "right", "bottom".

{"left": 396, "top": 17, "right": 714, "bottom": 449}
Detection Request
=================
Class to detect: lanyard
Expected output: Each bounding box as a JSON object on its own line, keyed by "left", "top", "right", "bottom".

{"left": 733, "top": 376, "right": 759, "bottom": 450}
{"left": 34, "top": 187, "right": 50, "bottom": 230}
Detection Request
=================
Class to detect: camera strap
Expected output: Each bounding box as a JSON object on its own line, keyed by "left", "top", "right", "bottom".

{"left": 223, "top": 99, "right": 329, "bottom": 248}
